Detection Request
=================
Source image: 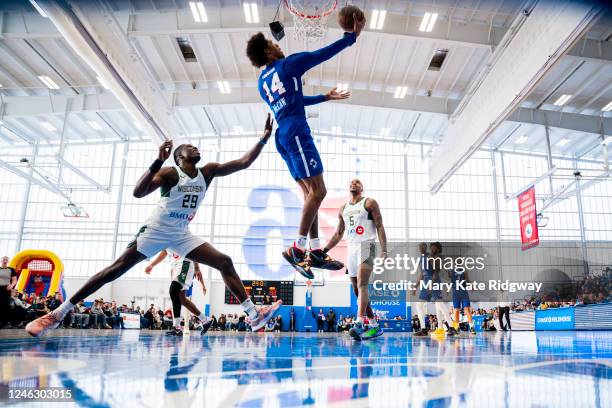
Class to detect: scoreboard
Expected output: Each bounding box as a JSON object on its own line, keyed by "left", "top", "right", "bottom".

{"left": 225, "top": 280, "right": 294, "bottom": 305}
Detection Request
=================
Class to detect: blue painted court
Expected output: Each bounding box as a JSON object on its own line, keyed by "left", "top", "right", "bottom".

{"left": 0, "top": 330, "right": 610, "bottom": 407}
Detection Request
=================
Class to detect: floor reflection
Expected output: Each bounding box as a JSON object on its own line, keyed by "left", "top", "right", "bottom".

{"left": 0, "top": 330, "right": 610, "bottom": 407}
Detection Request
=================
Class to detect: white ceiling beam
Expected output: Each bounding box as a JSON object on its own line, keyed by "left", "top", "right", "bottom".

{"left": 2, "top": 87, "right": 610, "bottom": 140}
{"left": 429, "top": 0, "right": 604, "bottom": 193}
{"left": 32, "top": 0, "right": 179, "bottom": 145}
{"left": 2, "top": 8, "right": 611, "bottom": 64}
{"left": 507, "top": 109, "right": 611, "bottom": 138}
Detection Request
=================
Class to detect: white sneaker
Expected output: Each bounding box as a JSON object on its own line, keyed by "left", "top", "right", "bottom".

{"left": 248, "top": 300, "right": 282, "bottom": 331}
{"left": 25, "top": 313, "right": 62, "bottom": 337}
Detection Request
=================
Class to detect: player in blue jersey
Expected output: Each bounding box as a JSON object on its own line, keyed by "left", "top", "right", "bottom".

{"left": 246, "top": 17, "right": 366, "bottom": 279}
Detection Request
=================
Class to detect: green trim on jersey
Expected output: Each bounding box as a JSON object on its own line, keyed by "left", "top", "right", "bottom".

{"left": 160, "top": 185, "right": 171, "bottom": 198}
{"left": 127, "top": 225, "right": 147, "bottom": 249}
{"left": 176, "top": 260, "right": 190, "bottom": 284}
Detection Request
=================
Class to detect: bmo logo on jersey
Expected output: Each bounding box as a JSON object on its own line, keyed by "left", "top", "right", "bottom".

{"left": 356, "top": 226, "right": 364, "bottom": 235}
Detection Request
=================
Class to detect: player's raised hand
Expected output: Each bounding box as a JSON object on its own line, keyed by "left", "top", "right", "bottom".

{"left": 144, "top": 265, "right": 153, "bottom": 274}
{"left": 326, "top": 87, "right": 351, "bottom": 101}
{"left": 158, "top": 140, "right": 173, "bottom": 162}
{"left": 262, "top": 113, "right": 274, "bottom": 142}
{"left": 353, "top": 13, "right": 366, "bottom": 37}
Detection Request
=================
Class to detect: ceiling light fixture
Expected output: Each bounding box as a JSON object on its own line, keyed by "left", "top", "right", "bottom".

{"left": 394, "top": 86, "right": 408, "bottom": 99}
{"left": 553, "top": 94, "right": 572, "bottom": 106}
{"left": 420, "top": 12, "right": 438, "bottom": 32}
{"left": 189, "top": 2, "right": 208, "bottom": 23}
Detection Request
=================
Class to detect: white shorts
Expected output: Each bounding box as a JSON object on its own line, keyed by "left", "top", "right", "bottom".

{"left": 347, "top": 242, "right": 376, "bottom": 278}
{"left": 127, "top": 225, "right": 205, "bottom": 259}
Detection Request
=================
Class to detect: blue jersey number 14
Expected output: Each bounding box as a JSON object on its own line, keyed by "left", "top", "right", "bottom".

{"left": 262, "top": 72, "right": 286, "bottom": 103}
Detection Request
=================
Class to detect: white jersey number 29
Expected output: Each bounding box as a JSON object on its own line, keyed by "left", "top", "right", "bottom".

{"left": 262, "top": 72, "right": 286, "bottom": 103}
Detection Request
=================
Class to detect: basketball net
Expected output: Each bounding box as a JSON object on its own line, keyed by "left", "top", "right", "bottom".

{"left": 284, "top": 0, "right": 338, "bottom": 41}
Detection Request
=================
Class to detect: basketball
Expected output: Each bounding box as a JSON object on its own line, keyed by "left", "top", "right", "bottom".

{"left": 337, "top": 5, "right": 366, "bottom": 32}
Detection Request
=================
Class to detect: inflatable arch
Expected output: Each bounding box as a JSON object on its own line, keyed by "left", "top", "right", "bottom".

{"left": 9, "top": 250, "right": 65, "bottom": 299}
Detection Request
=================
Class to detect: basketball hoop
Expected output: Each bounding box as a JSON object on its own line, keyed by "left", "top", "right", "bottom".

{"left": 284, "top": 0, "right": 338, "bottom": 40}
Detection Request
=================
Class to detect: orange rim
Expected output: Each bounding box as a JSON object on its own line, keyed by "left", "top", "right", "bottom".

{"left": 283, "top": 0, "right": 338, "bottom": 20}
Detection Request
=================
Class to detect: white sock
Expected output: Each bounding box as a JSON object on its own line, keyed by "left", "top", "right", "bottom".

{"left": 173, "top": 317, "right": 181, "bottom": 328}
{"left": 197, "top": 312, "right": 207, "bottom": 322}
{"left": 295, "top": 235, "right": 307, "bottom": 250}
{"left": 309, "top": 238, "right": 321, "bottom": 250}
{"left": 241, "top": 298, "right": 258, "bottom": 320}
{"left": 356, "top": 316, "right": 365, "bottom": 324}
{"left": 52, "top": 301, "right": 74, "bottom": 319}
{"left": 369, "top": 318, "right": 379, "bottom": 327}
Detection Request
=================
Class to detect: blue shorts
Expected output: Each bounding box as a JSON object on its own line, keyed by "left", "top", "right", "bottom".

{"left": 275, "top": 120, "right": 323, "bottom": 180}
{"left": 452, "top": 296, "right": 470, "bottom": 309}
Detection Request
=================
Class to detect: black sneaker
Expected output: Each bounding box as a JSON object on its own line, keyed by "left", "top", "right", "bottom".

{"left": 200, "top": 319, "right": 213, "bottom": 335}
{"left": 447, "top": 327, "right": 458, "bottom": 337}
{"left": 307, "top": 249, "right": 344, "bottom": 270}
{"left": 413, "top": 329, "right": 429, "bottom": 337}
{"left": 282, "top": 246, "right": 314, "bottom": 279}
{"left": 166, "top": 327, "right": 183, "bottom": 337}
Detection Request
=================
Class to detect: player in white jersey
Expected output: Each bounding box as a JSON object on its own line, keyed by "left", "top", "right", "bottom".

{"left": 26, "top": 115, "right": 281, "bottom": 337}
{"left": 145, "top": 249, "right": 211, "bottom": 337}
{"left": 325, "top": 179, "right": 387, "bottom": 341}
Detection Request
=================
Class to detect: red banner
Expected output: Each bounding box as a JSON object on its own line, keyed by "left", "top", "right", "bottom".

{"left": 518, "top": 186, "right": 539, "bottom": 250}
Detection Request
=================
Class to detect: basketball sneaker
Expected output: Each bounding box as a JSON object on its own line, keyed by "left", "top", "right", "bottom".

{"left": 447, "top": 327, "right": 458, "bottom": 337}
{"left": 25, "top": 312, "right": 62, "bottom": 337}
{"left": 362, "top": 325, "right": 383, "bottom": 340}
{"left": 469, "top": 326, "right": 477, "bottom": 335}
{"left": 200, "top": 318, "right": 213, "bottom": 335}
{"left": 413, "top": 328, "right": 429, "bottom": 337}
{"left": 166, "top": 327, "right": 183, "bottom": 337}
{"left": 248, "top": 300, "right": 282, "bottom": 331}
{"left": 282, "top": 246, "right": 313, "bottom": 279}
{"left": 349, "top": 322, "right": 365, "bottom": 341}
{"left": 307, "top": 249, "right": 344, "bottom": 270}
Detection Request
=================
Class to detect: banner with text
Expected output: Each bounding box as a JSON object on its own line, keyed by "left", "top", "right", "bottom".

{"left": 518, "top": 186, "right": 539, "bottom": 250}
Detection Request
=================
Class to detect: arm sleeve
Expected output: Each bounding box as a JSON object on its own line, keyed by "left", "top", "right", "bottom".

{"left": 303, "top": 95, "right": 327, "bottom": 106}
{"left": 284, "top": 32, "right": 357, "bottom": 77}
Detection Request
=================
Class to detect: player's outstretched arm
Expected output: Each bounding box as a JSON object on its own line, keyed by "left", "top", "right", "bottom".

{"left": 133, "top": 140, "right": 177, "bottom": 198}
{"left": 194, "top": 264, "right": 207, "bottom": 295}
{"left": 201, "top": 114, "right": 273, "bottom": 181}
{"left": 324, "top": 205, "right": 346, "bottom": 252}
{"left": 366, "top": 198, "right": 387, "bottom": 257}
{"left": 144, "top": 250, "right": 168, "bottom": 274}
{"left": 304, "top": 88, "right": 351, "bottom": 106}
{"left": 284, "top": 32, "right": 358, "bottom": 77}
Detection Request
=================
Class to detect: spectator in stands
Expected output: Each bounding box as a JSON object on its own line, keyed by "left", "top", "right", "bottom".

{"left": 210, "top": 315, "right": 218, "bottom": 331}
{"left": 218, "top": 314, "right": 226, "bottom": 331}
{"left": 275, "top": 315, "right": 283, "bottom": 332}
{"left": 1, "top": 256, "right": 17, "bottom": 328}
{"left": 70, "top": 300, "right": 90, "bottom": 328}
{"left": 237, "top": 314, "right": 247, "bottom": 331}
{"left": 48, "top": 292, "right": 62, "bottom": 311}
{"left": 144, "top": 304, "right": 156, "bottom": 329}
{"left": 265, "top": 318, "right": 275, "bottom": 332}
{"left": 326, "top": 309, "right": 336, "bottom": 332}
{"left": 30, "top": 295, "right": 50, "bottom": 318}
{"left": 317, "top": 309, "right": 325, "bottom": 333}
{"left": 91, "top": 300, "right": 111, "bottom": 329}
{"left": 9, "top": 290, "right": 30, "bottom": 328}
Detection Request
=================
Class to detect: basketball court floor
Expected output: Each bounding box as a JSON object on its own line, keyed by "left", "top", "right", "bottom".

{"left": 0, "top": 330, "right": 610, "bottom": 407}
